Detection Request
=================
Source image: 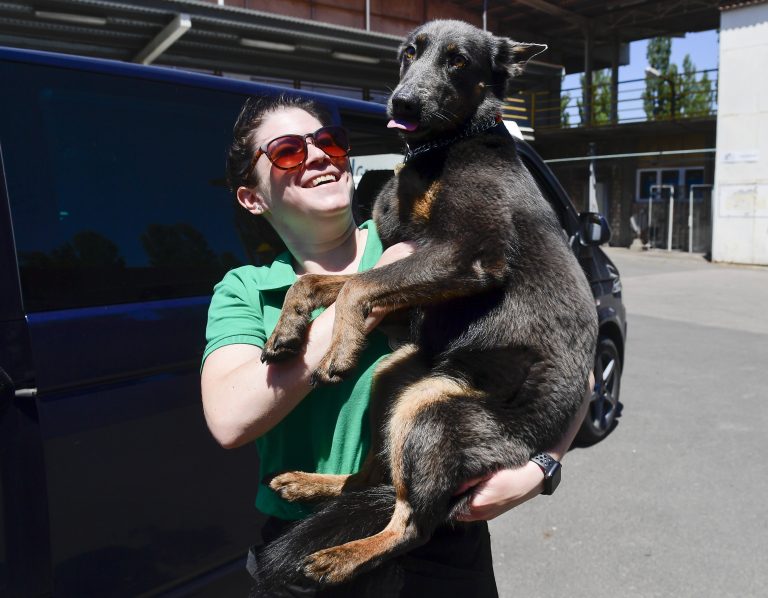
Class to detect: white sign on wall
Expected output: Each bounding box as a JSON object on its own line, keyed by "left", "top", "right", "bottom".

{"left": 722, "top": 150, "right": 760, "bottom": 164}
{"left": 718, "top": 184, "right": 756, "bottom": 218}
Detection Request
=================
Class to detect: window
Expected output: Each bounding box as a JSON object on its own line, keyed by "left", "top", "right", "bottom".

{"left": 635, "top": 167, "right": 706, "bottom": 203}
{"left": 1, "top": 61, "right": 252, "bottom": 311}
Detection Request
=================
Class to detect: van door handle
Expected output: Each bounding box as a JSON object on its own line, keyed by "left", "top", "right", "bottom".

{"left": 0, "top": 365, "right": 37, "bottom": 403}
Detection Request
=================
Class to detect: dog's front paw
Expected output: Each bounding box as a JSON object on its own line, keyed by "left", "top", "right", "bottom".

{"left": 310, "top": 340, "right": 363, "bottom": 386}
{"left": 304, "top": 545, "right": 359, "bottom": 585}
{"left": 309, "top": 362, "right": 348, "bottom": 386}
{"left": 261, "top": 330, "right": 304, "bottom": 363}
{"left": 261, "top": 313, "right": 311, "bottom": 362}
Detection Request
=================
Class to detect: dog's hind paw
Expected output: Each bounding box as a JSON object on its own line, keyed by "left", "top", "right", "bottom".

{"left": 266, "top": 471, "right": 348, "bottom": 502}
{"left": 304, "top": 545, "right": 360, "bottom": 585}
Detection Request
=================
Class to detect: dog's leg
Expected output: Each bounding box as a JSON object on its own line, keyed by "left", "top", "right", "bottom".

{"left": 262, "top": 273, "right": 351, "bottom": 363}
{"left": 267, "top": 471, "right": 355, "bottom": 502}
{"left": 269, "top": 345, "right": 428, "bottom": 502}
{"left": 311, "top": 246, "right": 506, "bottom": 384}
{"left": 302, "top": 375, "right": 483, "bottom": 584}
{"left": 267, "top": 452, "right": 386, "bottom": 503}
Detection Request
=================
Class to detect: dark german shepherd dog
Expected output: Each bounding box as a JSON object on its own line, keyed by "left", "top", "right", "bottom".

{"left": 255, "top": 19, "right": 597, "bottom": 594}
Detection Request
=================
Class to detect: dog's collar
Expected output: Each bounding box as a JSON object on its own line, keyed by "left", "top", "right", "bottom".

{"left": 403, "top": 114, "right": 504, "bottom": 163}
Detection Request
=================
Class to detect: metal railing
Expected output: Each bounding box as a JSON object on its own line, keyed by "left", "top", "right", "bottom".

{"left": 505, "top": 69, "right": 718, "bottom": 130}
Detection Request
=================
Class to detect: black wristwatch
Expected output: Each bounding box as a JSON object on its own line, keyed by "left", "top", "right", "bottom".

{"left": 530, "top": 452, "right": 561, "bottom": 495}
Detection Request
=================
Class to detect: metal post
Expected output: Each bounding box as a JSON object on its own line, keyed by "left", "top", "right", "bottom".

{"left": 688, "top": 184, "right": 713, "bottom": 253}
{"left": 483, "top": 0, "right": 487, "bottom": 31}
{"left": 588, "top": 142, "right": 598, "bottom": 213}
{"left": 584, "top": 26, "right": 594, "bottom": 126}
{"left": 688, "top": 185, "right": 693, "bottom": 253}
{"left": 667, "top": 185, "right": 674, "bottom": 251}
{"left": 649, "top": 184, "right": 674, "bottom": 250}
{"left": 610, "top": 37, "right": 619, "bottom": 125}
{"left": 648, "top": 190, "right": 654, "bottom": 249}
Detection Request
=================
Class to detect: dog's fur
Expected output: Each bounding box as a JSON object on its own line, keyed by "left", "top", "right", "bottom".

{"left": 254, "top": 19, "right": 598, "bottom": 594}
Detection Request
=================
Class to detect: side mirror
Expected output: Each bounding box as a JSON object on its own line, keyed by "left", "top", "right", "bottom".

{"left": 579, "top": 212, "right": 611, "bottom": 246}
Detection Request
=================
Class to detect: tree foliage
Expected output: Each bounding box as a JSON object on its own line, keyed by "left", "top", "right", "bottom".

{"left": 578, "top": 69, "right": 612, "bottom": 125}
{"left": 643, "top": 37, "right": 713, "bottom": 120}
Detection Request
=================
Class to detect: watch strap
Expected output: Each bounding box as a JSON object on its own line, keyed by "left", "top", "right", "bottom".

{"left": 530, "top": 452, "right": 561, "bottom": 495}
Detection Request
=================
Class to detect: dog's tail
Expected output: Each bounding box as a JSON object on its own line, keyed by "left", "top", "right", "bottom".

{"left": 251, "top": 485, "right": 398, "bottom": 596}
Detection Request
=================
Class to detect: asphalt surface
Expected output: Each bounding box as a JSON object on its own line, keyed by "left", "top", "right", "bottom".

{"left": 489, "top": 248, "right": 768, "bottom": 598}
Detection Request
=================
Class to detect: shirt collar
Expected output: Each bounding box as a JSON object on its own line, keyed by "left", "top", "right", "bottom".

{"left": 253, "top": 220, "right": 380, "bottom": 291}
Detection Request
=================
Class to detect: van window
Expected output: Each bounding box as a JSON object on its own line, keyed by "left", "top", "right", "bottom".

{"left": 0, "top": 61, "right": 250, "bottom": 312}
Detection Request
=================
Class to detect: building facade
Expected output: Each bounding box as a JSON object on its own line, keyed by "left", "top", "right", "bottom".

{"left": 713, "top": 1, "right": 768, "bottom": 265}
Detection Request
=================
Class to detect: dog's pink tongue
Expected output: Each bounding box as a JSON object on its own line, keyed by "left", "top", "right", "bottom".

{"left": 387, "top": 119, "right": 418, "bottom": 132}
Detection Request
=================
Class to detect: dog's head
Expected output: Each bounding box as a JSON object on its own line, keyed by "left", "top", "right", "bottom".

{"left": 387, "top": 20, "right": 546, "bottom": 142}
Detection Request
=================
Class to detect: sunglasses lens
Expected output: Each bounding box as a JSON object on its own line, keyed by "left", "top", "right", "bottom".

{"left": 315, "top": 126, "right": 350, "bottom": 157}
{"left": 267, "top": 135, "right": 306, "bottom": 169}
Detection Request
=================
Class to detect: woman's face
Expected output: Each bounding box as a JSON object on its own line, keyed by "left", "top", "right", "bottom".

{"left": 250, "top": 108, "right": 354, "bottom": 227}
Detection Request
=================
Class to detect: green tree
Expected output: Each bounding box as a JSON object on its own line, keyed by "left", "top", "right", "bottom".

{"left": 643, "top": 37, "right": 679, "bottom": 119}
{"left": 578, "top": 69, "right": 612, "bottom": 125}
{"left": 679, "top": 54, "right": 713, "bottom": 117}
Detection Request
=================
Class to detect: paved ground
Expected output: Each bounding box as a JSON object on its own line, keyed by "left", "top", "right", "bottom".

{"left": 490, "top": 248, "right": 768, "bottom": 598}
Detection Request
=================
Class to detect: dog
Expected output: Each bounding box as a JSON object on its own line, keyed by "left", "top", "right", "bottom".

{"left": 255, "top": 19, "right": 598, "bottom": 593}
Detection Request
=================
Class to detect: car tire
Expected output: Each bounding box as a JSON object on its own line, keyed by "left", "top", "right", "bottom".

{"left": 576, "top": 336, "right": 622, "bottom": 446}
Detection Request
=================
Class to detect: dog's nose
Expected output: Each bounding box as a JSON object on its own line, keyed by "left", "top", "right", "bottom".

{"left": 390, "top": 93, "right": 420, "bottom": 119}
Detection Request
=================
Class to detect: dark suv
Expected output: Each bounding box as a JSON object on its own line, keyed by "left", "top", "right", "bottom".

{"left": 0, "top": 46, "right": 625, "bottom": 597}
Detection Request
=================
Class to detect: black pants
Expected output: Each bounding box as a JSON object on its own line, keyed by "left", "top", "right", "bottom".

{"left": 247, "top": 516, "right": 498, "bottom": 598}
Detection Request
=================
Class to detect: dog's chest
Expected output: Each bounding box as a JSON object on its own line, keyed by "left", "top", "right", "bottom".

{"left": 374, "top": 164, "right": 445, "bottom": 244}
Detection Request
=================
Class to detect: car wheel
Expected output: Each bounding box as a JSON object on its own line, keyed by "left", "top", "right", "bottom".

{"left": 576, "top": 337, "right": 621, "bottom": 445}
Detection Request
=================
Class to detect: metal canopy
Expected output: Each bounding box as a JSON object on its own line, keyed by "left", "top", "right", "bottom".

{"left": 0, "top": 0, "right": 405, "bottom": 91}
{"left": 460, "top": 0, "right": 723, "bottom": 72}
{"left": 0, "top": 0, "right": 723, "bottom": 88}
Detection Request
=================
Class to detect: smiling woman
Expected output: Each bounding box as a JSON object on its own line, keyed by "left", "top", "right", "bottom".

{"left": 200, "top": 93, "right": 422, "bottom": 595}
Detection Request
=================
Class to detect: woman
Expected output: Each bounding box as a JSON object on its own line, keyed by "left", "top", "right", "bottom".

{"left": 201, "top": 94, "right": 591, "bottom": 596}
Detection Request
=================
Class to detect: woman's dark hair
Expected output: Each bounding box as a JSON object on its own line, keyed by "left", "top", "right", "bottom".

{"left": 226, "top": 94, "right": 331, "bottom": 192}
{"left": 226, "top": 94, "right": 331, "bottom": 263}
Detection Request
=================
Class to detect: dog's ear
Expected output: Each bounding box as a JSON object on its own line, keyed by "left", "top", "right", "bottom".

{"left": 492, "top": 38, "right": 547, "bottom": 90}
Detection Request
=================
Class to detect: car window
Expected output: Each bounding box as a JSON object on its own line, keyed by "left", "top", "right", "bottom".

{"left": 1, "top": 61, "right": 251, "bottom": 312}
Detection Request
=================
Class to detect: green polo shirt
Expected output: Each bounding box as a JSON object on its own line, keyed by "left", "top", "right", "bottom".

{"left": 202, "top": 220, "right": 390, "bottom": 520}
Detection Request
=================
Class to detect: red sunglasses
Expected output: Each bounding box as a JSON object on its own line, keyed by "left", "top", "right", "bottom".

{"left": 249, "top": 125, "right": 350, "bottom": 174}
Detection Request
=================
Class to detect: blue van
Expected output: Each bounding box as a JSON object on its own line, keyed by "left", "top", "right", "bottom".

{"left": 0, "top": 46, "right": 625, "bottom": 597}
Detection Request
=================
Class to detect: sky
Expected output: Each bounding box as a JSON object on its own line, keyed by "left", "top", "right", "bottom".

{"left": 559, "top": 29, "right": 720, "bottom": 123}
{"left": 563, "top": 28, "right": 720, "bottom": 88}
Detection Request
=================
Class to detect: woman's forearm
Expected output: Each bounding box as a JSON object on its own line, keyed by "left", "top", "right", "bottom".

{"left": 201, "top": 305, "right": 341, "bottom": 448}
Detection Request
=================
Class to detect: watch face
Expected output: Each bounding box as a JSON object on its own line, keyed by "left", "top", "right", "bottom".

{"left": 548, "top": 463, "right": 561, "bottom": 494}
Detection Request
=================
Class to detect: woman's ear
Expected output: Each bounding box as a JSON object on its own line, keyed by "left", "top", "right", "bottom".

{"left": 236, "top": 186, "right": 268, "bottom": 215}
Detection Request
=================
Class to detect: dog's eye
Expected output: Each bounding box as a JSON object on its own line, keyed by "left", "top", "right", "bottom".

{"left": 403, "top": 45, "right": 417, "bottom": 62}
{"left": 450, "top": 54, "right": 468, "bottom": 69}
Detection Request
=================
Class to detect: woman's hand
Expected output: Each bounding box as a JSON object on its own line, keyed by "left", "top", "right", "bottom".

{"left": 455, "top": 372, "right": 595, "bottom": 522}
{"left": 374, "top": 241, "right": 417, "bottom": 268}
{"left": 454, "top": 465, "right": 546, "bottom": 522}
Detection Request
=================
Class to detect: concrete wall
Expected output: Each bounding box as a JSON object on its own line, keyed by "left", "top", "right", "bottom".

{"left": 713, "top": 3, "right": 768, "bottom": 265}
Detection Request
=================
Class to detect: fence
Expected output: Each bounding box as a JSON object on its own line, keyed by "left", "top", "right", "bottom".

{"left": 634, "top": 184, "right": 713, "bottom": 253}
{"left": 506, "top": 69, "right": 718, "bottom": 130}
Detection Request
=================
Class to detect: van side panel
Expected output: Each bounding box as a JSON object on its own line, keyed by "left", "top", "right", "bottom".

{"left": 1, "top": 57, "right": 263, "bottom": 595}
